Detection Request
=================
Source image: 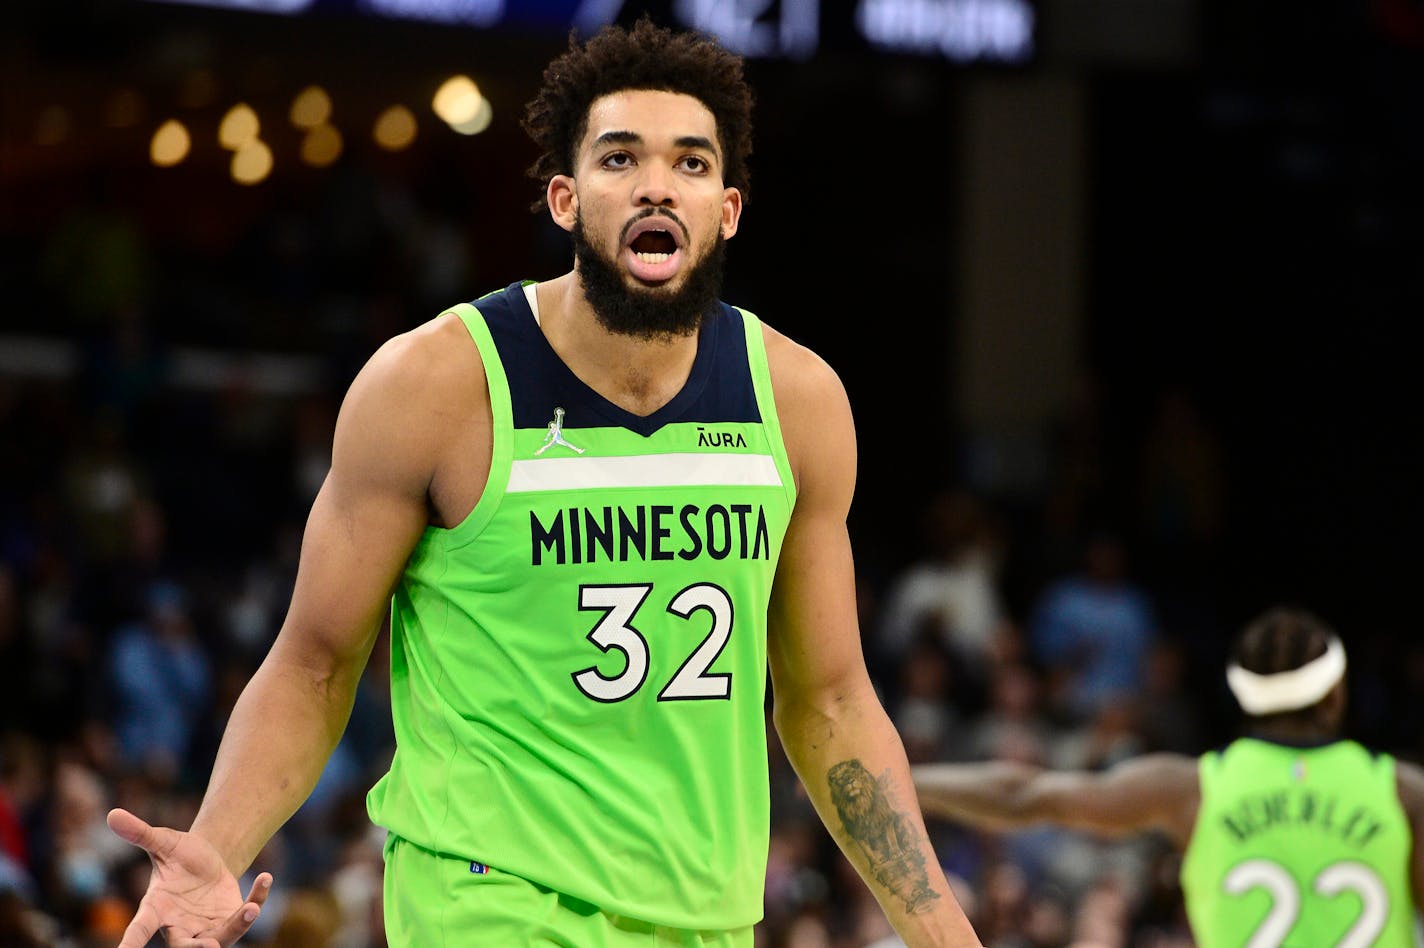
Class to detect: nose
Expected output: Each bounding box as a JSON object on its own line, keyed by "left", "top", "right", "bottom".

{"left": 633, "top": 163, "right": 678, "bottom": 207}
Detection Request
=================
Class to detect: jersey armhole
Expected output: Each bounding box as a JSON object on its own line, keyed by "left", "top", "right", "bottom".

{"left": 737, "top": 307, "right": 798, "bottom": 510}
{"left": 430, "top": 303, "right": 513, "bottom": 546}
{"left": 1179, "top": 751, "right": 1215, "bottom": 871}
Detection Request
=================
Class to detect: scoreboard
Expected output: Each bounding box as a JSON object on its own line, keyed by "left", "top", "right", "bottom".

{"left": 144, "top": 0, "right": 1036, "bottom": 64}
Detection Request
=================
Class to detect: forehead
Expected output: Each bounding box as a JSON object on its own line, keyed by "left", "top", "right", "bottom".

{"left": 579, "top": 89, "right": 719, "bottom": 153}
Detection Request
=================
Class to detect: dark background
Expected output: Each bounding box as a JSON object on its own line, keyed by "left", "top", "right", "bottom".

{"left": 3, "top": 0, "right": 1423, "bottom": 944}
{"left": 8, "top": 0, "right": 1418, "bottom": 622}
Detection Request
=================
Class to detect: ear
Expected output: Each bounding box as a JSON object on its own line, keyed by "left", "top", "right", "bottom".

{"left": 548, "top": 175, "right": 578, "bottom": 233}
{"left": 720, "top": 187, "right": 743, "bottom": 240}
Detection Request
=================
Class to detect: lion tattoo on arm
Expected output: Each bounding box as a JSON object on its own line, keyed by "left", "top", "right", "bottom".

{"left": 827, "top": 759, "right": 941, "bottom": 914}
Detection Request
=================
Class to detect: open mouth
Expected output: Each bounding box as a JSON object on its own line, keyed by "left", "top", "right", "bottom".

{"left": 629, "top": 228, "right": 679, "bottom": 264}
{"left": 621, "top": 216, "right": 685, "bottom": 283}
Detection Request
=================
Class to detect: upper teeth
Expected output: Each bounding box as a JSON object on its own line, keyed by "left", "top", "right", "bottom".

{"left": 635, "top": 252, "right": 671, "bottom": 263}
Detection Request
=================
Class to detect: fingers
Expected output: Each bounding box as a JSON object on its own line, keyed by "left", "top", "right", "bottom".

{"left": 195, "top": 875, "right": 271, "bottom": 947}
{"left": 206, "top": 897, "right": 265, "bottom": 947}
{"left": 115, "top": 901, "right": 160, "bottom": 948}
{"left": 107, "top": 807, "right": 180, "bottom": 859}
{"left": 244, "top": 873, "right": 273, "bottom": 908}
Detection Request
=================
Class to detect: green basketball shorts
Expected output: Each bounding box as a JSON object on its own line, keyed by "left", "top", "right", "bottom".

{"left": 382, "top": 835, "right": 754, "bottom": 947}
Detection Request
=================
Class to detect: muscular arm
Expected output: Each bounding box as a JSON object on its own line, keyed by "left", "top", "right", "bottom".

{"left": 189, "top": 318, "right": 481, "bottom": 874}
{"left": 764, "top": 328, "right": 979, "bottom": 947}
{"left": 1393, "top": 759, "right": 1424, "bottom": 913}
{"left": 912, "top": 755, "right": 1201, "bottom": 847}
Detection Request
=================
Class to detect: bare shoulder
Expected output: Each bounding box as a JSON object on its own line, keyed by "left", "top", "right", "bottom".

{"left": 758, "top": 321, "right": 853, "bottom": 496}
{"left": 1394, "top": 757, "right": 1424, "bottom": 816}
{"left": 759, "top": 320, "right": 848, "bottom": 411}
{"left": 354, "top": 313, "right": 487, "bottom": 404}
{"left": 334, "top": 313, "right": 489, "bottom": 490}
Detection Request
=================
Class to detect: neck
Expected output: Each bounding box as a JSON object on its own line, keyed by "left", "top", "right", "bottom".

{"left": 1245, "top": 721, "right": 1339, "bottom": 747}
{"left": 536, "top": 273, "right": 701, "bottom": 417}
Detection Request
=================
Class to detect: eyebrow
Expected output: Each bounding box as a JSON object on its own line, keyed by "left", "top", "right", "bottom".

{"left": 589, "top": 131, "right": 721, "bottom": 160}
{"left": 674, "top": 135, "right": 719, "bottom": 158}
{"left": 591, "top": 130, "right": 642, "bottom": 149}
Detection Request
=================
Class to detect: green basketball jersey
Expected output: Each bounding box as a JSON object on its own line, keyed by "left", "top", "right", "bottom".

{"left": 366, "top": 282, "right": 796, "bottom": 930}
{"left": 1180, "top": 738, "right": 1413, "bottom": 948}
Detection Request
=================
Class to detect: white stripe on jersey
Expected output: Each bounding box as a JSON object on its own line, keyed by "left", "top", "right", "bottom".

{"left": 507, "top": 452, "right": 782, "bottom": 493}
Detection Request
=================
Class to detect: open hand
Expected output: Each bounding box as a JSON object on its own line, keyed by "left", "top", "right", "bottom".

{"left": 107, "top": 808, "right": 273, "bottom": 948}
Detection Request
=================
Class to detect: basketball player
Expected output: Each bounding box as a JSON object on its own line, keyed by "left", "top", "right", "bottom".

{"left": 107, "top": 21, "right": 980, "bottom": 948}
{"left": 914, "top": 606, "right": 1424, "bottom": 947}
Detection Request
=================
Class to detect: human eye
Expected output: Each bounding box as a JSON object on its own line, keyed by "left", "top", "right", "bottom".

{"left": 677, "top": 155, "right": 711, "bottom": 174}
{"left": 601, "top": 151, "right": 634, "bottom": 169}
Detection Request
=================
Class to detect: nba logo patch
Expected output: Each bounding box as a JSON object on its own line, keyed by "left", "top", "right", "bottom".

{"left": 1291, "top": 758, "right": 1307, "bottom": 782}
{"left": 470, "top": 861, "right": 489, "bottom": 875}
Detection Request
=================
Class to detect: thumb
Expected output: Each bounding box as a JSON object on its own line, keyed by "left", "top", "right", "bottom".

{"left": 107, "top": 807, "right": 180, "bottom": 859}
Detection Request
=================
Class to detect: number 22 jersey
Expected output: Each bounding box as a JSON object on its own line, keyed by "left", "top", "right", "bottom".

{"left": 367, "top": 282, "right": 797, "bottom": 930}
{"left": 1180, "top": 737, "right": 1413, "bottom": 947}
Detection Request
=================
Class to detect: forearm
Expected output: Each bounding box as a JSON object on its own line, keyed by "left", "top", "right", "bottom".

{"left": 912, "top": 761, "right": 1048, "bottom": 830}
{"left": 190, "top": 649, "right": 364, "bottom": 874}
{"left": 775, "top": 685, "right": 981, "bottom": 948}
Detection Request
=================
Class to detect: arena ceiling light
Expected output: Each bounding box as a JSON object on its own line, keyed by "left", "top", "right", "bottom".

{"left": 150, "top": 120, "right": 192, "bottom": 166}
{"left": 373, "top": 105, "right": 418, "bottom": 151}
{"left": 431, "top": 75, "right": 482, "bottom": 127}
{"left": 289, "top": 85, "right": 332, "bottom": 129}
{"left": 218, "top": 103, "right": 260, "bottom": 150}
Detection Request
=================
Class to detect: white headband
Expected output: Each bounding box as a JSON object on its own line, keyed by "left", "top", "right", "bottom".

{"left": 1226, "top": 637, "right": 1347, "bottom": 715}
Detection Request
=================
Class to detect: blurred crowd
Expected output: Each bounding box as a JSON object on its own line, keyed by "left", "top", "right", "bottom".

{"left": 3, "top": 161, "right": 1422, "bottom": 948}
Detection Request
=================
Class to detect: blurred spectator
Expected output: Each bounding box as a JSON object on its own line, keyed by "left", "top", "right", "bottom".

{"left": 269, "top": 887, "right": 343, "bottom": 948}
{"left": 1051, "top": 702, "right": 1143, "bottom": 773}
{"left": 50, "top": 760, "right": 130, "bottom": 920}
{"left": 973, "top": 860, "right": 1031, "bottom": 947}
{"left": 1068, "top": 874, "right": 1131, "bottom": 947}
{"left": 763, "top": 821, "right": 830, "bottom": 941}
{"left": 0, "top": 890, "right": 53, "bottom": 947}
{"left": 328, "top": 826, "right": 388, "bottom": 948}
{"left": 107, "top": 581, "right": 212, "bottom": 782}
{"left": 967, "top": 663, "right": 1054, "bottom": 764}
{"left": 1028, "top": 532, "right": 1156, "bottom": 721}
{"left": 64, "top": 409, "right": 146, "bottom": 566}
{"left": 892, "top": 634, "right": 963, "bottom": 764}
{"left": 1136, "top": 640, "right": 1202, "bottom": 754}
{"left": 878, "top": 491, "right": 1006, "bottom": 669}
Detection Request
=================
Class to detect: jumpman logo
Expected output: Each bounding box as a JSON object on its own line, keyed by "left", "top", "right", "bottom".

{"left": 535, "top": 407, "right": 585, "bottom": 455}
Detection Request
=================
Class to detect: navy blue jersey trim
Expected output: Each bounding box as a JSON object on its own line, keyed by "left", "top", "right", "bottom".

{"left": 1239, "top": 733, "right": 1348, "bottom": 750}
{"left": 471, "top": 282, "right": 761, "bottom": 436}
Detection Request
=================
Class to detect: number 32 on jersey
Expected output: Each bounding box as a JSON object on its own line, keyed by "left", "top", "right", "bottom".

{"left": 571, "top": 583, "right": 734, "bottom": 703}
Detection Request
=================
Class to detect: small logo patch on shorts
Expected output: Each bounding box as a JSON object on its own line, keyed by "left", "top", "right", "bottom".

{"left": 470, "top": 861, "right": 489, "bottom": 874}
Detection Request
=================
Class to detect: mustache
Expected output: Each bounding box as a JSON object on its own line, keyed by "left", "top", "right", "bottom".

{"left": 618, "top": 207, "right": 690, "bottom": 247}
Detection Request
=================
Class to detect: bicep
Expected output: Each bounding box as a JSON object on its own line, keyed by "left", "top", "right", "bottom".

{"left": 766, "top": 496, "right": 866, "bottom": 707}
{"left": 275, "top": 472, "right": 426, "bottom": 670}
{"left": 268, "top": 343, "right": 444, "bottom": 678}
{"left": 765, "top": 343, "right": 869, "bottom": 715}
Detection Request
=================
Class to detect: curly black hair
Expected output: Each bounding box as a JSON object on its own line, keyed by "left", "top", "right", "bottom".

{"left": 1232, "top": 606, "right": 1340, "bottom": 727}
{"left": 1232, "top": 607, "right": 1334, "bottom": 676}
{"left": 522, "top": 19, "right": 755, "bottom": 211}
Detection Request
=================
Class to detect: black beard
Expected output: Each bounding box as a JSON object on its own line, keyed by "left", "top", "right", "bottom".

{"left": 572, "top": 214, "right": 726, "bottom": 341}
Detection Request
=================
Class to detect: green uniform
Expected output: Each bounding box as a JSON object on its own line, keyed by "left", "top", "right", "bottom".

{"left": 1181, "top": 738, "right": 1413, "bottom": 947}
{"left": 367, "top": 283, "right": 796, "bottom": 939}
